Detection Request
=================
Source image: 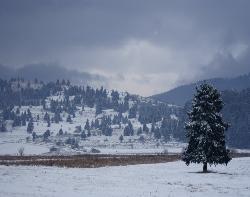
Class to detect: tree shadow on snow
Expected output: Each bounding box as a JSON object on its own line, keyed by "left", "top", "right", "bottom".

{"left": 188, "top": 171, "right": 234, "bottom": 175}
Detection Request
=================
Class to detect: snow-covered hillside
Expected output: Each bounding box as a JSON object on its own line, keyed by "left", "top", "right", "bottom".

{"left": 1, "top": 157, "right": 250, "bottom": 197}
{"left": 0, "top": 104, "right": 185, "bottom": 155}
{"left": 0, "top": 79, "right": 185, "bottom": 155}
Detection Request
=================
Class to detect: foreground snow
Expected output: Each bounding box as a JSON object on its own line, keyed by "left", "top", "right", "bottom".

{"left": 0, "top": 158, "right": 250, "bottom": 197}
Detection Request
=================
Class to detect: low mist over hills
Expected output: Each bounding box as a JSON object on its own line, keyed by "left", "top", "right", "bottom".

{"left": 0, "top": 64, "right": 107, "bottom": 88}
{"left": 151, "top": 73, "right": 250, "bottom": 106}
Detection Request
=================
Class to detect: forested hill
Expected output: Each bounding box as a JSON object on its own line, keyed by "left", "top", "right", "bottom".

{"left": 151, "top": 73, "right": 250, "bottom": 106}
{"left": 222, "top": 88, "right": 250, "bottom": 148}
{"left": 0, "top": 77, "right": 250, "bottom": 149}
{"left": 0, "top": 78, "right": 184, "bottom": 149}
{"left": 182, "top": 88, "right": 250, "bottom": 148}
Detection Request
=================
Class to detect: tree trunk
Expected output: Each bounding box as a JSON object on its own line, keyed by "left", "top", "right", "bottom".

{"left": 203, "top": 162, "right": 208, "bottom": 173}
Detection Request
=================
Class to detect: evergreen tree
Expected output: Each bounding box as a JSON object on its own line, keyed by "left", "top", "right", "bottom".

{"left": 54, "top": 111, "right": 61, "bottom": 123}
{"left": 119, "top": 135, "right": 124, "bottom": 143}
{"left": 87, "top": 130, "right": 91, "bottom": 137}
{"left": 27, "top": 109, "right": 32, "bottom": 120}
{"left": 160, "top": 117, "right": 171, "bottom": 141}
{"left": 95, "top": 102, "right": 102, "bottom": 115}
{"left": 27, "top": 119, "right": 34, "bottom": 133}
{"left": 66, "top": 114, "right": 72, "bottom": 123}
{"left": 32, "top": 132, "right": 37, "bottom": 141}
{"left": 154, "top": 127, "right": 161, "bottom": 139}
{"left": 91, "top": 120, "right": 95, "bottom": 129}
{"left": 0, "top": 123, "right": 6, "bottom": 132}
{"left": 128, "top": 104, "right": 137, "bottom": 119}
{"left": 47, "top": 117, "right": 50, "bottom": 127}
{"left": 16, "top": 108, "right": 20, "bottom": 114}
{"left": 81, "top": 131, "right": 86, "bottom": 139}
{"left": 137, "top": 127, "right": 143, "bottom": 135}
{"left": 143, "top": 123, "right": 149, "bottom": 134}
{"left": 151, "top": 121, "right": 156, "bottom": 133}
{"left": 13, "top": 115, "right": 21, "bottom": 127}
{"left": 94, "top": 119, "right": 100, "bottom": 129}
{"left": 21, "top": 113, "right": 26, "bottom": 126}
{"left": 58, "top": 128, "right": 63, "bottom": 135}
{"left": 124, "top": 121, "right": 134, "bottom": 136}
{"left": 44, "top": 112, "right": 49, "bottom": 121}
{"left": 43, "top": 129, "right": 50, "bottom": 140}
{"left": 84, "top": 119, "right": 90, "bottom": 131}
{"left": 123, "top": 94, "right": 130, "bottom": 112}
{"left": 182, "top": 83, "right": 231, "bottom": 172}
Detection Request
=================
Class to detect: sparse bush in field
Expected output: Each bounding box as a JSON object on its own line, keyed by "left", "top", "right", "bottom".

{"left": 90, "top": 148, "right": 101, "bottom": 153}
{"left": 18, "top": 147, "right": 24, "bottom": 156}
{"left": 56, "top": 140, "right": 63, "bottom": 146}
{"left": 65, "top": 137, "right": 79, "bottom": 149}
{"left": 26, "top": 136, "right": 30, "bottom": 142}
{"left": 163, "top": 149, "right": 168, "bottom": 154}
{"left": 71, "top": 141, "right": 79, "bottom": 149}
{"left": 74, "top": 126, "right": 82, "bottom": 133}
{"left": 50, "top": 146, "right": 58, "bottom": 152}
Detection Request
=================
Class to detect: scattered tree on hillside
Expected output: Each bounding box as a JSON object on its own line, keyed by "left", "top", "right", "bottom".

{"left": 119, "top": 134, "right": 124, "bottom": 143}
{"left": 47, "top": 118, "right": 51, "bottom": 127}
{"left": 81, "top": 131, "right": 86, "bottom": 139}
{"left": 0, "top": 123, "right": 6, "bottom": 132}
{"left": 84, "top": 119, "right": 90, "bottom": 131}
{"left": 27, "top": 119, "right": 34, "bottom": 133}
{"left": 137, "top": 127, "right": 143, "bottom": 135}
{"left": 143, "top": 123, "right": 149, "bottom": 134}
{"left": 54, "top": 111, "right": 61, "bottom": 123}
{"left": 43, "top": 130, "right": 50, "bottom": 140}
{"left": 66, "top": 114, "right": 72, "bottom": 123}
{"left": 124, "top": 121, "right": 134, "bottom": 136}
{"left": 58, "top": 128, "right": 63, "bottom": 135}
{"left": 128, "top": 104, "right": 137, "bottom": 119}
{"left": 154, "top": 127, "right": 161, "bottom": 139}
{"left": 32, "top": 132, "right": 37, "bottom": 141}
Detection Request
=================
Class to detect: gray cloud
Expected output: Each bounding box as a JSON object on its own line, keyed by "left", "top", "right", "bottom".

{"left": 0, "top": 0, "right": 250, "bottom": 96}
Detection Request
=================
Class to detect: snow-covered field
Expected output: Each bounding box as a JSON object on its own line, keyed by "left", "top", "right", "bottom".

{"left": 0, "top": 157, "right": 250, "bottom": 197}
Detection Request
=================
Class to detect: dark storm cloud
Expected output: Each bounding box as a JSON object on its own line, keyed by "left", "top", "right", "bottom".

{"left": 0, "top": 0, "right": 250, "bottom": 95}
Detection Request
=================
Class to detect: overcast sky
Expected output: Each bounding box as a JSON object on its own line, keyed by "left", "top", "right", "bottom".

{"left": 1, "top": 0, "right": 250, "bottom": 96}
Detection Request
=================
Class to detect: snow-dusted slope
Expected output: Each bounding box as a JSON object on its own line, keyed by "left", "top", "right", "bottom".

{"left": 0, "top": 104, "right": 185, "bottom": 155}
{"left": 0, "top": 157, "right": 250, "bottom": 197}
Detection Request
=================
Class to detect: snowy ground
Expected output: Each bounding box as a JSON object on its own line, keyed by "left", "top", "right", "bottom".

{"left": 0, "top": 157, "right": 250, "bottom": 197}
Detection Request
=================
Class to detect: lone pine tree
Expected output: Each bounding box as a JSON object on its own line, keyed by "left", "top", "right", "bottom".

{"left": 182, "top": 83, "right": 231, "bottom": 172}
